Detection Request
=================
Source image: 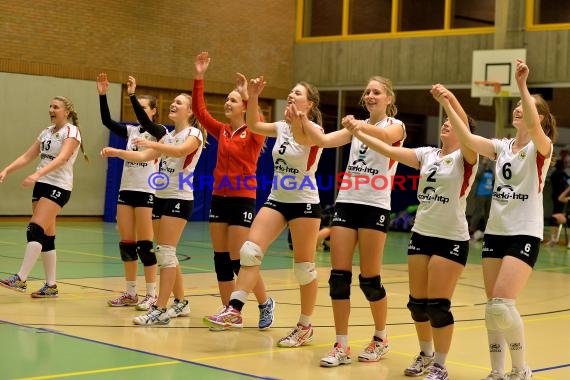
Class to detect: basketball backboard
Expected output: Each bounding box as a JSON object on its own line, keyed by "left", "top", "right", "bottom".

{"left": 471, "top": 49, "right": 527, "bottom": 98}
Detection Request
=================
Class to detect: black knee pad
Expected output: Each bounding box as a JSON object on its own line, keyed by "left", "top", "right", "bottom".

{"left": 41, "top": 236, "right": 56, "bottom": 252}
{"left": 359, "top": 274, "right": 386, "bottom": 302}
{"left": 27, "top": 222, "right": 45, "bottom": 245}
{"left": 407, "top": 295, "right": 429, "bottom": 322}
{"left": 548, "top": 216, "right": 559, "bottom": 226}
{"left": 329, "top": 269, "right": 352, "bottom": 300}
{"left": 137, "top": 240, "right": 156, "bottom": 266}
{"left": 214, "top": 252, "right": 234, "bottom": 282}
{"left": 119, "top": 241, "right": 138, "bottom": 262}
{"left": 426, "top": 298, "right": 454, "bottom": 328}
{"left": 231, "top": 259, "right": 241, "bottom": 276}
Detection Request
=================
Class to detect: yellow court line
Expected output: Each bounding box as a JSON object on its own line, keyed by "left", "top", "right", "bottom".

{"left": 15, "top": 361, "right": 179, "bottom": 380}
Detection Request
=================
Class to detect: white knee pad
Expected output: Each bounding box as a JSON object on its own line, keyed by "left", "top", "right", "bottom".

{"left": 156, "top": 245, "right": 178, "bottom": 268}
{"left": 240, "top": 241, "right": 264, "bottom": 267}
{"left": 294, "top": 262, "right": 317, "bottom": 285}
{"left": 485, "top": 298, "right": 517, "bottom": 331}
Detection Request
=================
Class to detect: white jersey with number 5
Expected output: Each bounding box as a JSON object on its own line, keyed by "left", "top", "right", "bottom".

{"left": 268, "top": 121, "right": 323, "bottom": 204}
{"left": 36, "top": 123, "right": 81, "bottom": 191}
{"left": 485, "top": 138, "right": 551, "bottom": 239}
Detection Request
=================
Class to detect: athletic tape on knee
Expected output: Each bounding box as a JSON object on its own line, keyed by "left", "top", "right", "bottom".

{"left": 41, "top": 236, "right": 56, "bottom": 252}
{"left": 26, "top": 222, "right": 45, "bottom": 245}
{"left": 119, "top": 241, "right": 138, "bottom": 262}
{"left": 426, "top": 298, "right": 454, "bottom": 328}
{"left": 328, "top": 269, "right": 352, "bottom": 300}
{"left": 407, "top": 295, "right": 429, "bottom": 322}
{"left": 359, "top": 274, "right": 386, "bottom": 302}
{"left": 156, "top": 244, "right": 178, "bottom": 268}
{"left": 485, "top": 298, "right": 517, "bottom": 331}
{"left": 294, "top": 262, "right": 317, "bottom": 285}
{"left": 239, "top": 241, "right": 263, "bottom": 267}
{"left": 213, "top": 252, "right": 234, "bottom": 281}
{"left": 137, "top": 240, "right": 157, "bottom": 266}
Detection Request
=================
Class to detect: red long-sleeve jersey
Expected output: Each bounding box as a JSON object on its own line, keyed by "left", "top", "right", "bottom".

{"left": 192, "top": 79, "right": 265, "bottom": 198}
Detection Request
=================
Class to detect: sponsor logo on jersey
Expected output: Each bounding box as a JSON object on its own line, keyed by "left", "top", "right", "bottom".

{"left": 493, "top": 184, "right": 529, "bottom": 201}
{"left": 417, "top": 186, "right": 450, "bottom": 204}
{"left": 274, "top": 158, "right": 300, "bottom": 175}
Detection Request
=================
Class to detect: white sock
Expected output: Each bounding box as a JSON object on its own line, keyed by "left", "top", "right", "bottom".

{"left": 487, "top": 330, "right": 507, "bottom": 374}
{"left": 126, "top": 281, "right": 137, "bottom": 296}
{"left": 336, "top": 335, "right": 348, "bottom": 347}
{"left": 42, "top": 250, "right": 57, "bottom": 286}
{"left": 146, "top": 282, "right": 156, "bottom": 297}
{"left": 298, "top": 314, "right": 311, "bottom": 326}
{"left": 420, "top": 340, "right": 434, "bottom": 357}
{"left": 434, "top": 352, "right": 447, "bottom": 367}
{"left": 230, "top": 290, "right": 249, "bottom": 304}
{"left": 374, "top": 329, "right": 387, "bottom": 341}
{"left": 503, "top": 304, "right": 526, "bottom": 369}
{"left": 17, "top": 241, "right": 42, "bottom": 281}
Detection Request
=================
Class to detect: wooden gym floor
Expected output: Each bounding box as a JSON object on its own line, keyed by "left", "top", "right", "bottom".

{"left": 0, "top": 219, "right": 568, "bottom": 380}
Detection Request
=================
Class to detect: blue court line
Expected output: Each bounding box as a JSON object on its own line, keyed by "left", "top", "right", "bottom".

{"left": 533, "top": 363, "right": 570, "bottom": 373}
{"left": 0, "top": 319, "right": 273, "bottom": 379}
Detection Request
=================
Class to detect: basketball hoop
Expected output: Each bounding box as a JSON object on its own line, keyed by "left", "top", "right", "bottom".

{"left": 474, "top": 80, "right": 502, "bottom": 94}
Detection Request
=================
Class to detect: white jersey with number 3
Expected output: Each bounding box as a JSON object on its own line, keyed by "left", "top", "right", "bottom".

{"left": 121, "top": 125, "right": 163, "bottom": 193}
{"left": 485, "top": 138, "right": 551, "bottom": 239}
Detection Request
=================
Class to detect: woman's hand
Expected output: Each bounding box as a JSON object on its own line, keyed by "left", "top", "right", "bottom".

{"left": 127, "top": 76, "right": 137, "bottom": 95}
{"left": 96, "top": 73, "right": 109, "bottom": 95}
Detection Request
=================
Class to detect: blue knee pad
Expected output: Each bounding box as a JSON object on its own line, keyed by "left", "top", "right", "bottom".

{"left": 426, "top": 298, "right": 454, "bottom": 328}
{"left": 119, "top": 241, "right": 138, "bottom": 262}
{"left": 359, "top": 274, "right": 386, "bottom": 302}
{"left": 328, "top": 269, "right": 352, "bottom": 300}
{"left": 407, "top": 295, "right": 429, "bottom": 322}
{"left": 41, "top": 235, "right": 56, "bottom": 252}
{"left": 27, "top": 222, "right": 45, "bottom": 245}
{"left": 214, "top": 252, "right": 234, "bottom": 282}
{"left": 137, "top": 240, "right": 156, "bottom": 266}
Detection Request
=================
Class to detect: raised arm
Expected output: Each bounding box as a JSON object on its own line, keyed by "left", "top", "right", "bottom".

{"left": 97, "top": 73, "right": 128, "bottom": 138}
{"left": 191, "top": 52, "right": 225, "bottom": 136}
{"left": 127, "top": 76, "right": 165, "bottom": 140}
{"left": 431, "top": 85, "right": 495, "bottom": 159}
{"left": 246, "top": 76, "right": 277, "bottom": 137}
{"left": 101, "top": 145, "right": 161, "bottom": 163}
{"left": 350, "top": 116, "right": 405, "bottom": 145}
{"left": 515, "top": 59, "right": 552, "bottom": 157}
{"left": 433, "top": 85, "right": 478, "bottom": 165}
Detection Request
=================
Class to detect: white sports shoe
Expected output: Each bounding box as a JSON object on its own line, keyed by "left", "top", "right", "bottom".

{"left": 320, "top": 342, "right": 352, "bottom": 367}
{"left": 505, "top": 366, "right": 532, "bottom": 380}
{"left": 135, "top": 294, "right": 157, "bottom": 311}
{"left": 482, "top": 370, "right": 505, "bottom": 380}
{"left": 167, "top": 299, "right": 190, "bottom": 318}
{"left": 133, "top": 306, "right": 170, "bottom": 325}
{"left": 358, "top": 336, "right": 389, "bottom": 362}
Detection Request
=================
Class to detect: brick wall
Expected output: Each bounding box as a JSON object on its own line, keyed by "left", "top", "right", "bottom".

{"left": 0, "top": 1, "right": 295, "bottom": 98}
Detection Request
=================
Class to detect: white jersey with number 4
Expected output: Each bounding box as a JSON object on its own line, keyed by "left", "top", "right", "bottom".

{"left": 157, "top": 127, "right": 203, "bottom": 201}
{"left": 412, "top": 147, "right": 477, "bottom": 241}
{"left": 36, "top": 123, "right": 81, "bottom": 191}
{"left": 485, "top": 138, "right": 551, "bottom": 239}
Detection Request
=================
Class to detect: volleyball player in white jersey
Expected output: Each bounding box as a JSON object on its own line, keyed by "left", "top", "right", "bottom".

{"left": 348, "top": 86, "right": 477, "bottom": 380}
{"left": 444, "top": 60, "right": 556, "bottom": 380}
{"left": 97, "top": 73, "right": 167, "bottom": 310}
{"left": 102, "top": 93, "right": 206, "bottom": 325}
{"left": 300, "top": 76, "right": 404, "bottom": 366}
{"left": 0, "top": 96, "right": 87, "bottom": 298}
{"left": 204, "top": 77, "right": 325, "bottom": 348}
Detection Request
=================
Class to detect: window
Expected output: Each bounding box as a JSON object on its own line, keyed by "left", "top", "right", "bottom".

{"left": 302, "top": 0, "right": 343, "bottom": 37}
{"left": 398, "top": 0, "right": 445, "bottom": 32}
{"left": 533, "top": 0, "right": 570, "bottom": 24}
{"left": 349, "top": 0, "right": 392, "bottom": 34}
{"left": 451, "top": 0, "right": 495, "bottom": 28}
